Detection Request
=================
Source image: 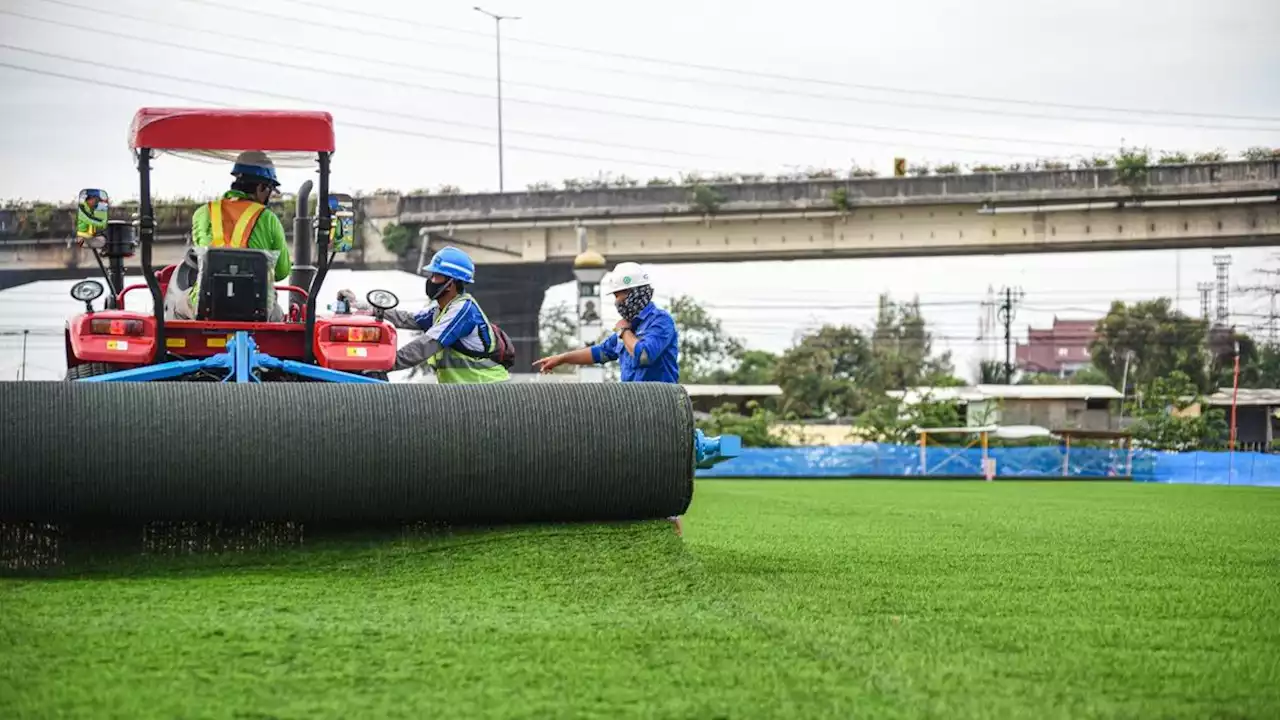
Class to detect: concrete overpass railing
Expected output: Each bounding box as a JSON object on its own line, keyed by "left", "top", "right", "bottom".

{"left": 396, "top": 161, "right": 1280, "bottom": 224}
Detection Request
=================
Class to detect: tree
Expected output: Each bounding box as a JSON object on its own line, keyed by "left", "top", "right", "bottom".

{"left": 667, "top": 295, "right": 745, "bottom": 383}
{"left": 775, "top": 324, "right": 873, "bottom": 419}
{"left": 538, "top": 301, "right": 579, "bottom": 373}
{"left": 1206, "top": 328, "right": 1268, "bottom": 391}
{"left": 695, "top": 402, "right": 793, "bottom": 448}
{"left": 864, "top": 293, "right": 955, "bottom": 390}
{"left": 1129, "top": 371, "right": 1227, "bottom": 450}
{"left": 1244, "top": 342, "right": 1280, "bottom": 388}
{"left": 1090, "top": 299, "right": 1210, "bottom": 391}
{"left": 1017, "top": 364, "right": 1112, "bottom": 386}
{"left": 380, "top": 223, "right": 414, "bottom": 256}
{"left": 975, "top": 359, "right": 1005, "bottom": 384}
{"left": 857, "top": 393, "right": 963, "bottom": 444}
{"left": 718, "top": 349, "right": 777, "bottom": 385}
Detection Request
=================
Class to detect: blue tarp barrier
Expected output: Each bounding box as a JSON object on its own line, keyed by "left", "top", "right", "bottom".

{"left": 695, "top": 443, "right": 1280, "bottom": 486}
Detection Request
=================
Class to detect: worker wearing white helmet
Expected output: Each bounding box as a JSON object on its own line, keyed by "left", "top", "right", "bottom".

{"left": 534, "top": 261, "right": 680, "bottom": 382}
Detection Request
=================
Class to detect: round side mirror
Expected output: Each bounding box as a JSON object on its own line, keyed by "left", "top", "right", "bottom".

{"left": 366, "top": 289, "right": 399, "bottom": 311}
{"left": 71, "top": 279, "right": 105, "bottom": 304}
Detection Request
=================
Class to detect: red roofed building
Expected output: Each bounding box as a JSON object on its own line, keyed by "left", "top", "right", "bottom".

{"left": 1015, "top": 318, "right": 1098, "bottom": 377}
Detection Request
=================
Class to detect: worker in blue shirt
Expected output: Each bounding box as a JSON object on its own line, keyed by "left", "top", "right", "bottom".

{"left": 533, "top": 262, "right": 679, "bottom": 382}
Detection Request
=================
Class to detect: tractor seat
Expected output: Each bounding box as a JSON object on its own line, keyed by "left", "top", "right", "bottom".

{"left": 159, "top": 247, "right": 199, "bottom": 298}
{"left": 195, "top": 247, "right": 275, "bottom": 322}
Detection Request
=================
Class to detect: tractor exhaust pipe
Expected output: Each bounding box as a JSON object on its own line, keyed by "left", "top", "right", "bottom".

{"left": 289, "top": 179, "right": 315, "bottom": 310}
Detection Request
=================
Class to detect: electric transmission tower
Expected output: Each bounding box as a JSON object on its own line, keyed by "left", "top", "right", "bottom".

{"left": 1238, "top": 267, "right": 1280, "bottom": 345}
{"left": 1197, "top": 282, "right": 1214, "bottom": 323}
{"left": 1213, "top": 254, "right": 1233, "bottom": 327}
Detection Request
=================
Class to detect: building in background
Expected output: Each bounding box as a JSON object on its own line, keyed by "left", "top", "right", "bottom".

{"left": 1015, "top": 317, "right": 1099, "bottom": 378}
{"left": 890, "top": 384, "right": 1124, "bottom": 432}
{"left": 1202, "top": 388, "right": 1280, "bottom": 453}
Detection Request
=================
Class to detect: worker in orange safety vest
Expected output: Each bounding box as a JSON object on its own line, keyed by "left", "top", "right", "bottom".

{"left": 172, "top": 151, "right": 292, "bottom": 320}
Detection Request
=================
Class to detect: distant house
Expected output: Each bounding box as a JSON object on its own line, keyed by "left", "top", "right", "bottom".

{"left": 683, "top": 384, "right": 783, "bottom": 414}
{"left": 889, "top": 384, "right": 1123, "bottom": 432}
{"left": 1202, "top": 388, "right": 1280, "bottom": 452}
{"left": 1015, "top": 318, "right": 1098, "bottom": 377}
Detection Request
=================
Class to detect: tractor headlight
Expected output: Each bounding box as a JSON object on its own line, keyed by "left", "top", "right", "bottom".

{"left": 367, "top": 289, "right": 399, "bottom": 311}
{"left": 70, "top": 280, "right": 105, "bottom": 303}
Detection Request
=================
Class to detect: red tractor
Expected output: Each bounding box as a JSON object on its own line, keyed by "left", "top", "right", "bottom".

{"left": 65, "top": 107, "right": 399, "bottom": 384}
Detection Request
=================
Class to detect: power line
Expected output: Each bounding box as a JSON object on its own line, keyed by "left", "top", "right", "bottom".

{"left": 22, "top": 1, "right": 1140, "bottom": 155}
{"left": 158, "top": 0, "right": 1280, "bottom": 133}
{"left": 0, "top": 40, "right": 730, "bottom": 164}
{"left": 0, "top": 58, "right": 712, "bottom": 172}
{"left": 3, "top": 9, "right": 1116, "bottom": 161}
{"left": 273, "top": 0, "right": 1280, "bottom": 126}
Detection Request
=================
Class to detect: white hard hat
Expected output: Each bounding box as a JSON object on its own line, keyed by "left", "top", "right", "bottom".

{"left": 602, "top": 262, "right": 651, "bottom": 294}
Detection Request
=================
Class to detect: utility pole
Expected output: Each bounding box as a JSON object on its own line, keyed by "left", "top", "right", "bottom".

{"left": 474, "top": 6, "right": 520, "bottom": 192}
{"left": 19, "top": 329, "right": 28, "bottom": 381}
{"left": 997, "top": 286, "right": 1024, "bottom": 384}
{"left": 1117, "top": 350, "right": 1134, "bottom": 427}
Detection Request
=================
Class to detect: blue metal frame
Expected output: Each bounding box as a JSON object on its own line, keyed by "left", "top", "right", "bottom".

{"left": 694, "top": 428, "right": 742, "bottom": 469}
{"left": 76, "top": 331, "right": 387, "bottom": 384}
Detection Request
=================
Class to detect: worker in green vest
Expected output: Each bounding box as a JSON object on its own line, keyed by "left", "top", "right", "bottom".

{"left": 74, "top": 189, "right": 109, "bottom": 243}
{"left": 173, "top": 152, "right": 292, "bottom": 319}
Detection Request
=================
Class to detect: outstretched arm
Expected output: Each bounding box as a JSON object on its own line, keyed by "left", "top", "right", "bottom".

{"left": 336, "top": 290, "right": 431, "bottom": 331}
{"left": 533, "top": 346, "right": 595, "bottom": 373}
{"left": 391, "top": 298, "right": 476, "bottom": 372}
{"left": 534, "top": 335, "right": 619, "bottom": 373}
{"left": 381, "top": 309, "right": 426, "bottom": 331}
{"left": 394, "top": 335, "right": 443, "bottom": 371}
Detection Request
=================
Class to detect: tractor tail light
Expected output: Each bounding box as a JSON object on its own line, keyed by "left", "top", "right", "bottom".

{"left": 89, "top": 318, "right": 144, "bottom": 336}
{"left": 329, "top": 326, "right": 382, "bottom": 343}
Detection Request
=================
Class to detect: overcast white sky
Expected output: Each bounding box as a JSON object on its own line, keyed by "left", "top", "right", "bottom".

{"left": 1, "top": 0, "right": 1278, "bottom": 379}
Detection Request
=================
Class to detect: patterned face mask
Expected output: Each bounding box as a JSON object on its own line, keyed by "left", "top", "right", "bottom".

{"left": 616, "top": 284, "right": 653, "bottom": 321}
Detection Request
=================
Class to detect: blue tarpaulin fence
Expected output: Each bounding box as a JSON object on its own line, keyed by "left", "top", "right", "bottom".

{"left": 696, "top": 444, "right": 1280, "bottom": 486}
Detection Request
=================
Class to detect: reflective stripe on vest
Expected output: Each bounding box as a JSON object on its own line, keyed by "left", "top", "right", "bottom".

{"left": 426, "top": 293, "right": 509, "bottom": 384}
{"left": 208, "top": 199, "right": 266, "bottom": 248}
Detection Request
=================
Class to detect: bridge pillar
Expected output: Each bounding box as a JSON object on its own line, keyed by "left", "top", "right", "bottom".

{"left": 470, "top": 263, "right": 572, "bottom": 370}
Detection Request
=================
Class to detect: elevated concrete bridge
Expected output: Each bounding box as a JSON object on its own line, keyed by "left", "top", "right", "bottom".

{"left": 382, "top": 160, "right": 1279, "bottom": 263}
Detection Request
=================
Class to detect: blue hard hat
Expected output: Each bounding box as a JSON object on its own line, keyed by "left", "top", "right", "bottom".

{"left": 230, "top": 151, "right": 281, "bottom": 188}
{"left": 422, "top": 246, "right": 475, "bottom": 284}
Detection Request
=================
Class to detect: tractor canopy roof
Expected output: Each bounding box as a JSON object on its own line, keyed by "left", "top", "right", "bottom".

{"left": 128, "top": 107, "right": 335, "bottom": 167}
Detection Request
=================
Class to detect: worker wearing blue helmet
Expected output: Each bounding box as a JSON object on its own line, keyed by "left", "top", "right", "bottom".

{"left": 338, "top": 246, "right": 510, "bottom": 383}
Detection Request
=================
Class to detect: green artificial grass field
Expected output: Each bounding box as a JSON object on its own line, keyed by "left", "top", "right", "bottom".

{"left": 2, "top": 481, "right": 1279, "bottom": 719}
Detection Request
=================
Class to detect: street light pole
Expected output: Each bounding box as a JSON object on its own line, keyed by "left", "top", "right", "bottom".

{"left": 474, "top": 6, "right": 520, "bottom": 192}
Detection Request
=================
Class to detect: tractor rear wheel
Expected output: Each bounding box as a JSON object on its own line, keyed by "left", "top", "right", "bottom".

{"left": 65, "top": 363, "right": 125, "bottom": 380}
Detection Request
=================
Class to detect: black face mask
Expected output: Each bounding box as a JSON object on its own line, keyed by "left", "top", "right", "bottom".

{"left": 615, "top": 284, "right": 654, "bottom": 321}
{"left": 426, "top": 278, "right": 451, "bottom": 300}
